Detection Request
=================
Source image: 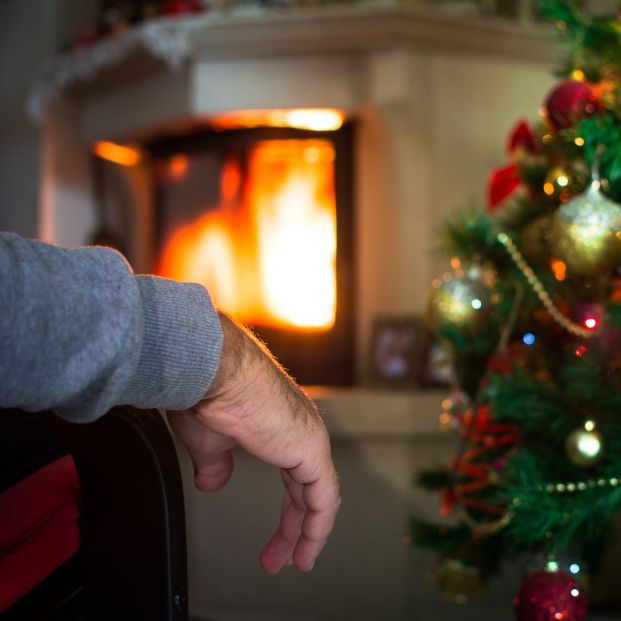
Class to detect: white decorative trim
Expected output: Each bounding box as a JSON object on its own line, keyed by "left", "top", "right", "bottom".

{"left": 28, "top": 13, "right": 218, "bottom": 123}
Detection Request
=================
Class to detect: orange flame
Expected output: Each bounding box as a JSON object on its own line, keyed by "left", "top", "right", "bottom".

{"left": 93, "top": 141, "right": 142, "bottom": 166}
{"left": 157, "top": 139, "right": 337, "bottom": 330}
{"left": 211, "top": 108, "right": 344, "bottom": 132}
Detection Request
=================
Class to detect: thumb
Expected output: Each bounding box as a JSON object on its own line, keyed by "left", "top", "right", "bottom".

{"left": 166, "top": 409, "right": 236, "bottom": 492}
{"left": 193, "top": 448, "right": 235, "bottom": 492}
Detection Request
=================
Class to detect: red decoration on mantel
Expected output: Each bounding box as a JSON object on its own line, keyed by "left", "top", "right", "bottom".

{"left": 544, "top": 80, "right": 602, "bottom": 131}
{"left": 163, "top": 0, "right": 204, "bottom": 14}
{"left": 513, "top": 570, "right": 588, "bottom": 621}
{"left": 487, "top": 164, "right": 521, "bottom": 213}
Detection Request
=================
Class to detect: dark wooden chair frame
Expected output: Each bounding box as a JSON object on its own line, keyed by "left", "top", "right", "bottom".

{"left": 0, "top": 406, "right": 189, "bottom": 620}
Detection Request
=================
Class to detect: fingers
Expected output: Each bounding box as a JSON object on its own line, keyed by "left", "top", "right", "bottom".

{"left": 259, "top": 490, "right": 303, "bottom": 574}
{"left": 261, "top": 466, "right": 341, "bottom": 574}
{"left": 292, "top": 468, "right": 341, "bottom": 572}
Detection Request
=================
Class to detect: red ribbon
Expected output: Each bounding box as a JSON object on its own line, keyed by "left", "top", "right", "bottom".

{"left": 487, "top": 164, "right": 521, "bottom": 213}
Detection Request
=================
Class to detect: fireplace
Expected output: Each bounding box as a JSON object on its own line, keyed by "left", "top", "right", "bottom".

{"left": 92, "top": 111, "right": 355, "bottom": 385}
{"left": 36, "top": 7, "right": 492, "bottom": 388}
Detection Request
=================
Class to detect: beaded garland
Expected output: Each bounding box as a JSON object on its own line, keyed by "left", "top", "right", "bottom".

{"left": 537, "top": 475, "right": 621, "bottom": 494}
{"left": 497, "top": 232, "right": 595, "bottom": 339}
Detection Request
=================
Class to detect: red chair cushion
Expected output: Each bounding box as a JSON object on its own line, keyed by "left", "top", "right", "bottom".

{"left": 0, "top": 454, "right": 81, "bottom": 613}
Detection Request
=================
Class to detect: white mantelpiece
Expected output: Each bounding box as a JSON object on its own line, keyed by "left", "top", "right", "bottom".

{"left": 34, "top": 4, "right": 558, "bottom": 381}
{"left": 30, "top": 4, "right": 559, "bottom": 130}
{"left": 29, "top": 4, "right": 558, "bottom": 119}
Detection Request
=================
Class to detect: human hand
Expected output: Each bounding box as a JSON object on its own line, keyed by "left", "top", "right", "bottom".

{"left": 167, "top": 312, "right": 341, "bottom": 574}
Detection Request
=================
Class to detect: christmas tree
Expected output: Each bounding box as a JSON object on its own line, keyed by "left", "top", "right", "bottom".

{"left": 410, "top": 2, "right": 621, "bottom": 619}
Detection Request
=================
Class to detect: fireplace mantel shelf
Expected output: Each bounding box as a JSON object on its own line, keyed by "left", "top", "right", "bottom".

{"left": 306, "top": 386, "right": 450, "bottom": 439}
{"left": 28, "top": 3, "right": 557, "bottom": 123}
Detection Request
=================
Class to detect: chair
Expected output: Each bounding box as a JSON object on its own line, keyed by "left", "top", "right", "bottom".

{"left": 0, "top": 406, "right": 189, "bottom": 620}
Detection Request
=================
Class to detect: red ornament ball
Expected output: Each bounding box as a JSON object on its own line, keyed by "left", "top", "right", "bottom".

{"left": 513, "top": 570, "right": 588, "bottom": 621}
{"left": 544, "top": 80, "right": 601, "bottom": 131}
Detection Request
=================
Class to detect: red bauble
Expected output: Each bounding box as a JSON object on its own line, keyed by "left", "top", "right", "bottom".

{"left": 513, "top": 570, "right": 588, "bottom": 621}
{"left": 544, "top": 80, "right": 601, "bottom": 131}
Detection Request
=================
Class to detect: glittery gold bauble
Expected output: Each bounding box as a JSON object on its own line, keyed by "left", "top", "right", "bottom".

{"left": 426, "top": 270, "right": 493, "bottom": 337}
{"left": 520, "top": 215, "right": 554, "bottom": 265}
{"left": 431, "top": 557, "right": 486, "bottom": 604}
{"left": 565, "top": 425, "right": 604, "bottom": 468}
{"left": 550, "top": 183, "right": 621, "bottom": 276}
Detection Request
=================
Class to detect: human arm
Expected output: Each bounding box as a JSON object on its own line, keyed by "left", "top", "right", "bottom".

{"left": 166, "top": 312, "right": 341, "bottom": 574}
{"left": 0, "top": 232, "right": 222, "bottom": 420}
{"left": 0, "top": 232, "right": 340, "bottom": 573}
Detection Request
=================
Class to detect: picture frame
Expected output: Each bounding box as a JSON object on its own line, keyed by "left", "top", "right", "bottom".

{"left": 421, "top": 339, "right": 455, "bottom": 388}
{"left": 368, "top": 316, "right": 430, "bottom": 388}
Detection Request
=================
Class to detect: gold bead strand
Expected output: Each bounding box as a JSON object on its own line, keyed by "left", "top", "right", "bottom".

{"left": 540, "top": 476, "right": 621, "bottom": 494}
{"left": 497, "top": 232, "right": 594, "bottom": 339}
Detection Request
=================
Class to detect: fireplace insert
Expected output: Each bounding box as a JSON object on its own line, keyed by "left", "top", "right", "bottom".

{"left": 142, "top": 121, "right": 355, "bottom": 386}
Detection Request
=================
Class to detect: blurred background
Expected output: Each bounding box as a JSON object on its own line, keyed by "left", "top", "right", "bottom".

{"left": 0, "top": 1, "right": 589, "bottom": 619}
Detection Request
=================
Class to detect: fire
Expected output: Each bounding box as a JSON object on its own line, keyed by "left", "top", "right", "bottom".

{"left": 93, "top": 141, "right": 142, "bottom": 166}
{"left": 157, "top": 139, "right": 337, "bottom": 330}
{"left": 211, "top": 108, "right": 344, "bottom": 132}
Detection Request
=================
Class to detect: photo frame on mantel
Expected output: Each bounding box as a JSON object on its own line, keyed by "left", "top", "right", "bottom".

{"left": 421, "top": 339, "right": 455, "bottom": 388}
{"left": 368, "top": 316, "right": 430, "bottom": 389}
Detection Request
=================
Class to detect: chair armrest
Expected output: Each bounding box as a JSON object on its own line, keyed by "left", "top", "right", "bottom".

{"left": 0, "top": 406, "right": 189, "bottom": 621}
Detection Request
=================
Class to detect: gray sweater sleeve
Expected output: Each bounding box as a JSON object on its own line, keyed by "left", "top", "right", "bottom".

{"left": 0, "top": 232, "right": 223, "bottom": 422}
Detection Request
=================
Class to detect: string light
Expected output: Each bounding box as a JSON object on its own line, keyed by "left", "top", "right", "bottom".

{"left": 497, "top": 232, "right": 595, "bottom": 338}
{"left": 551, "top": 259, "right": 567, "bottom": 281}
{"left": 583, "top": 317, "right": 598, "bottom": 329}
{"left": 575, "top": 345, "right": 588, "bottom": 357}
{"left": 522, "top": 332, "right": 536, "bottom": 346}
{"left": 571, "top": 68, "right": 586, "bottom": 81}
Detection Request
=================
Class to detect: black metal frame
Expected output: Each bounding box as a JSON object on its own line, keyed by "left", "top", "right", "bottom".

{"left": 146, "top": 123, "right": 356, "bottom": 385}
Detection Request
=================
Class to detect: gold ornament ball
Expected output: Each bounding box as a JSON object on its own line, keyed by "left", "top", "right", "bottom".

{"left": 565, "top": 426, "right": 604, "bottom": 468}
{"left": 520, "top": 215, "right": 554, "bottom": 265}
{"left": 431, "top": 557, "right": 486, "bottom": 604}
{"left": 426, "top": 271, "right": 493, "bottom": 337}
{"left": 550, "top": 184, "right": 621, "bottom": 276}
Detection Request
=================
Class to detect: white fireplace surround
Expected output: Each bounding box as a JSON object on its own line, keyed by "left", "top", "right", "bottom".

{"left": 34, "top": 3, "right": 557, "bottom": 387}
